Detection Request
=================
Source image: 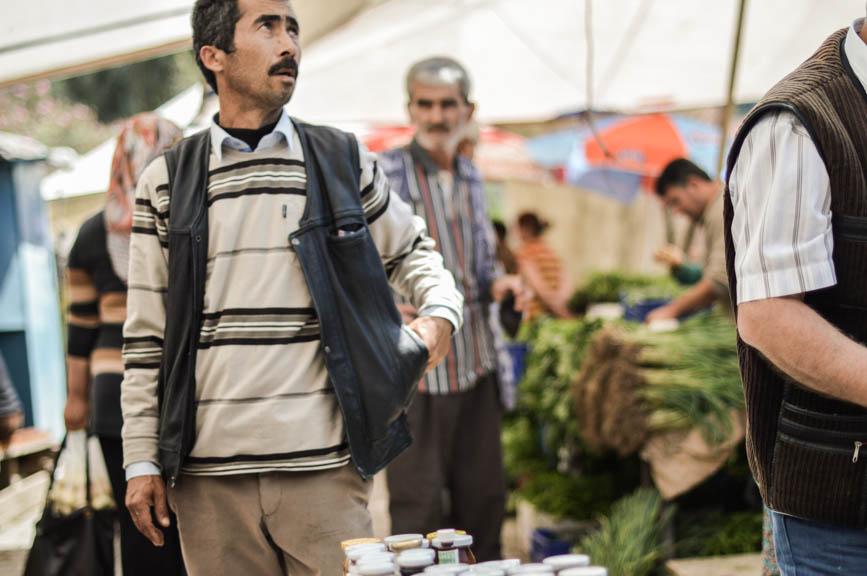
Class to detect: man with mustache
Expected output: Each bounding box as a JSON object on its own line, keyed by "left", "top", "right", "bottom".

{"left": 380, "top": 57, "right": 524, "bottom": 561}
{"left": 120, "top": 1, "right": 462, "bottom": 574}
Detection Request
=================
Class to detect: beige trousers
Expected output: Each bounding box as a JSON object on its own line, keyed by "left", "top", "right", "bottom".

{"left": 167, "top": 464, "right": 373, "bottom": 575}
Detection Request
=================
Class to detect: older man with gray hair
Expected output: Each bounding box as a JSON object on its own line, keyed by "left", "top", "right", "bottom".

{"left": 380, "top": 57, "right": 523, "bottom": 560}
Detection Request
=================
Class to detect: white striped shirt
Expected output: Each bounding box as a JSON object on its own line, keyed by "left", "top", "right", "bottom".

{"left": 729, "top": 19, "right": 867, "bottom": 305}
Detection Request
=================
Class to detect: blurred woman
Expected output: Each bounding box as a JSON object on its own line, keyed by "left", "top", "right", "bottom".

{"left": 515, "top": 212, "right": 572, "bottom": 319}
{"left": 63, "top": 114, "right": 185, "bottom": 575}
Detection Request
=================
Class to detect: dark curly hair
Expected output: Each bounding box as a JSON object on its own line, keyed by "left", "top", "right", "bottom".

{"left": 517, "top": 212, "right": 550, "bottom": 238}
{"left": 192, "top": 0, "right": 242, "bottom": 94}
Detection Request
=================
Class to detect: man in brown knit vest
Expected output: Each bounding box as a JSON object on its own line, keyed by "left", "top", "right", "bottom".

{"left": 724, "top": 10, "right": 867, "bottom": 574}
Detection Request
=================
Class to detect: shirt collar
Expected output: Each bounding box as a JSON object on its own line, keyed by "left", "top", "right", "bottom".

{"left": 845, "top": 18, "right": 867, "bottom": 96}
{"left": 209, "top": 108, "right": 295, "bottom": 162}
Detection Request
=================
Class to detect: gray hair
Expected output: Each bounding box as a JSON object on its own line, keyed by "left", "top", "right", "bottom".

{"left": 405, "top": 57, "right": 472, "bottom": 103}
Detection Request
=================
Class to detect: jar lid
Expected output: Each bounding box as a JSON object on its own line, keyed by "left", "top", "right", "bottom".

{"left": 559, "top": 568, "right": 607, "bottom": 576}
{"left": 342, "top": 538, "right": 382, "bottom": 550}
{"left": 465, "top": 568, "right": 505, "bottom": 576}
{"left": 358, "top": 552, "right": 395, "bottom": 563}
{"left": 358, "top": 561, "right": 395, "bottom": 575}
{"left": 386, "top": 533, "right": 428, "bottom": 551}
{"left": 436, "top": 528, "right": 456, "bottom": 543}
{"left": 542, "top": 555, "right": 591, "bottom": 569}
{"left": 506, "top": 565, "right": 554, "bottom": 574}
{"left": 432, "top": 534, "right": 473, "bottom": 548}
{"left": 346, "top": 543, "right": 387, "bottom": 561}
{"left": 423, "top": 564, "right": 469, "bottom": 573}
{"left": 397, "top": 549, "right": 436, "bottom": 568}
{"left": 454, "top": 534, "right": 473, "bottom": 547}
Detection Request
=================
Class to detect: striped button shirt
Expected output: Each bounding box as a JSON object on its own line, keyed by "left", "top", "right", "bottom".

{"left": 122, "top": 112, "right": 462, "bottom": 476}
{"left": 381, "top": 140, "right": 499, "bottom": 394}
{"left": 729, "top": 19, "right": 867, "bottom": 305}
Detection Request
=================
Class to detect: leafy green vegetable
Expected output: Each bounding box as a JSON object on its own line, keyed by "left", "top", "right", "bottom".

{"left": 674, "top": 509, "right": 763, "bottom": 557}
{"left": 518, "top": 470, "right": 619, "bottom": 520}
{"left": 569, "top": 271, "right": 681, "bottom": 314}
{"left": 575, "top": 488, "right": 673, "bottom": 576}
{"left": 516, "top": 317, "right": 603, "bottom": 457}
{"left": 625, "top": 312, "right": 743, "bottom": 445}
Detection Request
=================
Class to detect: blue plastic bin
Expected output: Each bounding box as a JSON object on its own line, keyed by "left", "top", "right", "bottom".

{"left": 506, "top": 342, "right": 530, "bottom": 384}
{"left": 621, "top": 297, "right": 671, "bottom": 323}
{"left": 530, "top": 528, "right": 572, "bottom": 561}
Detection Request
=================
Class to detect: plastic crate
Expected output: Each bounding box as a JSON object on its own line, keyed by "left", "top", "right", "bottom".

{"left": 621, "top": 297, "right": 671, "bottom": 323}
{"left": 506, "top": 342, "right": 530, "bottom": 384}
{"left": 530, "top": 528, "right": 572, "bottom": 561}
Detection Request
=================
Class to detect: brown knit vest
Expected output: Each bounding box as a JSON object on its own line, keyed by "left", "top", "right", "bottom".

{"left": 724, "top": 28, "right": 867, "bottom": 529}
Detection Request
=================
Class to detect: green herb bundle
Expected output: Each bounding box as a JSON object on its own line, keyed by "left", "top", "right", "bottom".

{"left": 575, "top": 488, "right": 673, "bottom": 576}
{"left": 568, "top": 271, "right": 681, "bottom": 314}
{"left": 573, "top": 312, "right": 743, "bottom": 452}
{"left": 517, "top": 317, "right": 603, "bottom": 456}
{"left": 626, "top": 312, "right": 743, "bottom": 445}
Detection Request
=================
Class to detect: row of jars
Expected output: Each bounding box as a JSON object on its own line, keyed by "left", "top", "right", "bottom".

{"left": 342, "top": 529, "right": 608, "bottom": 576}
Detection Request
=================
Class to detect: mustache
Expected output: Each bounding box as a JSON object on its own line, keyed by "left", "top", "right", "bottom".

{"left": 424, "top": 124, "right": 451, "bottom": 133}
{"left": 268, "top": 58, "right": 298, "bottom": 76}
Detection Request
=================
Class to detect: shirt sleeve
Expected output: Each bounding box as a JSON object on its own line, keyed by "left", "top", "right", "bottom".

{"left": 358, "top": 142, "right": 464, "bottom": 329}
{"left": 66, "top": 226, "right": 100, "bottom": 359}
{"left": 728, "top": 110, "right": 835, "bottom": 304}
{"left": 121, "top": 157, "right": 170, "bottom": 470}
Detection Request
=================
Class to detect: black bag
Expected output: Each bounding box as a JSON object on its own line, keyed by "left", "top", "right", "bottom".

{"left": 23, "top": 435, "right": 115, "bottom": 576}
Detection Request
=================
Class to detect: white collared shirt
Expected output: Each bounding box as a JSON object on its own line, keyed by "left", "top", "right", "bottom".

{"left": 209, "top": 108, "right": 296, "bottom": 162}
{"left": 729, "top": 19, "right": 867, "bottom": 305}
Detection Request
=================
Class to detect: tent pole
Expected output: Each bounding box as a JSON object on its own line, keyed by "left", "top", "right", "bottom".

{"left": 716, "top": 0, "right": 748, "bottom": 177}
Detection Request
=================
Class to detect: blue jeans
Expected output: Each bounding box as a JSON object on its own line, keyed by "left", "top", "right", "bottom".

{"left": 770, "top": 510, "right": 867, "bottom": 575}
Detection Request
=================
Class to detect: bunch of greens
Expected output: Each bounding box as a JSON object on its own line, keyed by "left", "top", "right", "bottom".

{"left": 674, "top": 509, "right": 763, "bottom": 557}
{"left": 575, "top": 488, "right": 673, "bottom": 576}
{"left": 502, "top": 415, "right": 546, "bottom": 484}
{"left": 519, "top": 470, "right": 619, "bottom": 521}
{"left": 568, "top": 271, "right": 681, "bottom": 314}
{"left": 516, "top": 317, "right": 603, "bottom": 456}
{"left": 573, "top": 311, "right": 743, "bottom": 451}
{"left": 627, "top": 312, "right": 743, "bottom": 445}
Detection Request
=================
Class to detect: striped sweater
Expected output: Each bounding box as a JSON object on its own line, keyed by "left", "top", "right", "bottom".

{"left": 67, "top": 212, "right": 127, "bottom": 437}
{"left": 122, "top": 119, "right": 462, "bottom": 476}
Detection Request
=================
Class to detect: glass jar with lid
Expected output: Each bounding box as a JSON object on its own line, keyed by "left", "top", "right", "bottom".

{"left": 386, "top": 534, "right": 430, "bottom": 553}
{"left": 397, "top": 549, "right": 437, "bottom": 575}
{"left": 430, "top": 529, "right": 476, "bottom": 564}
{"left": 542, "top": 555, "right": 591, "bottom": 573}
{"left": 506, "top": 564, "right": 554, "bottom": 575}
{"left": 559, "top": 568, "right": 607, "bottom": 576}
{"left": 423, "top": 564, "right": 469, "bottom": 574}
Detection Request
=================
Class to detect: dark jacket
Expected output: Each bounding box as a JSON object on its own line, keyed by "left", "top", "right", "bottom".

{"left": 724, "top": 28, "right": 867, "bottom": 528}
{"left": 157, "top": 123, "right": 429, "bottom": 483}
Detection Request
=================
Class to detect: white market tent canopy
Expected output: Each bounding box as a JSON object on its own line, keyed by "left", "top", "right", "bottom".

{"left": 0, "top": 0, "right": 377, "bottom": 88}
{"left": 289, "top": 0, "right": 866, "bottom": 123}
{"left": 4, "top": 1, "right": 863, "bottom": 119}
